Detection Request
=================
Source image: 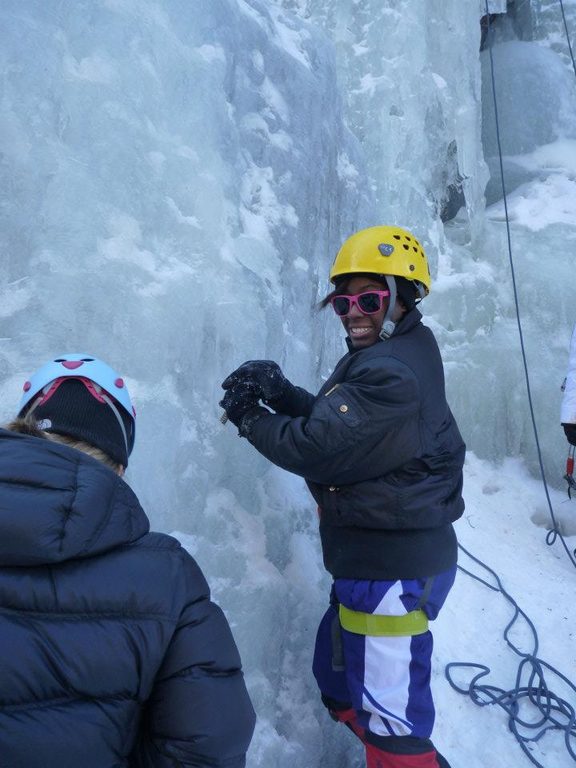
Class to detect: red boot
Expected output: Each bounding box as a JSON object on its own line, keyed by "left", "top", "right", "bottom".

{"left": 328, "top": 702, "right": 451, "bottom": 768}
{"left": 366, "top": 742, "right": 446, "bottom": 768}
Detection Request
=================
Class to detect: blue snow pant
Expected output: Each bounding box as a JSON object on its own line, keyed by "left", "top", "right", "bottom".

{"left": 312, "top": 568, "right": 456, "bottom": 764}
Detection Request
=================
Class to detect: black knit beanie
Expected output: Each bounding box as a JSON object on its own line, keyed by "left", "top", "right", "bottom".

{"left": 26, "top": 378, "right": 132, "bottom": 467}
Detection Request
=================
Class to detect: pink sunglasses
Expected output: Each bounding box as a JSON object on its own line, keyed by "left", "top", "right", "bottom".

{"left": 330, "top": 290, "right": 390, "bottom": 317}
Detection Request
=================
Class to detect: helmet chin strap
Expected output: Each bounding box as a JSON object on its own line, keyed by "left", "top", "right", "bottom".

{"left": 379, "top": 275, "right": 397, "bottom": 340}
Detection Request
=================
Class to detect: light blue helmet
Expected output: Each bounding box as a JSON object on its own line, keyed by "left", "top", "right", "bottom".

{"left": 18, "top": 354, "right": 136, "bottom": 461}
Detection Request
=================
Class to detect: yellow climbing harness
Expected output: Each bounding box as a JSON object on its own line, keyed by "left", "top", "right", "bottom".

{"left": 339, "top": 604, "right": 429, "bottom": 637}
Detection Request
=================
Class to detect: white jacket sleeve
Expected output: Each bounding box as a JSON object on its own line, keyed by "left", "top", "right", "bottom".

{"left": 561, "top": 323, "right": 576, "bottom": 424}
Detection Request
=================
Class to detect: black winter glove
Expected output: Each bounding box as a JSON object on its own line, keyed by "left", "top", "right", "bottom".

{"left": 563, "top": 423, "right": 576, "bottom": 446}
{"left": 222, "top": 360, "right": 292, "bottom": 407}
{"left": 219, "top": 381, "right": 261, "bottom": 429}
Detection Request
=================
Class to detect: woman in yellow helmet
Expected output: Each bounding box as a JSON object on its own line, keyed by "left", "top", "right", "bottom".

{"left": 220, "top": 226, "right": 465, "bottom": 768}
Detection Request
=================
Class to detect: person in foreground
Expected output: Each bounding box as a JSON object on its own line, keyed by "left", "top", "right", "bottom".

{"left": 0, "top": 353, "right": 255, "bottom": 768}
{"left": 561, "top": 322, "right": 576, "bottom": 447}
{"left": 220, "top": 226, "right": 465, "bottom": 768}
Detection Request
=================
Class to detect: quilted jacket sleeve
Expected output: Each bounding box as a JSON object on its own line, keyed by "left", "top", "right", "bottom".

{"left": 247, "top": 355, "right": 420, "bottom": 485}
{"left": 561, "top": 323, "right": 576, "bottom": 424}
{"left": 131, "top": 552, "right": 255, "bottom": 768}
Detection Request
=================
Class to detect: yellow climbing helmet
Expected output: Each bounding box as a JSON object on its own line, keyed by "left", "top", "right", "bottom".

{"left": 330, "top": 225, "right": 431, "bottom": 295}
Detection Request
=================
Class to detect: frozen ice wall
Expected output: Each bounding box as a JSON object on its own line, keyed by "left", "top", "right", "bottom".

{"left": 1, "top": 1, "right": 576, "bottom": 766}
{"left": 0, "top": 3, "right": 371, "bottom": 763}
{"left": 278, "top": 0, "right": 576, "bottom": 483}
{"left": 0, "top": 0, "right": 372, "bottom": 525}
{"left": 461, "top": 3, "right": 576, "bottom": 474}
{"left": 279, "top": 0, "right": 488, "bottom": 227}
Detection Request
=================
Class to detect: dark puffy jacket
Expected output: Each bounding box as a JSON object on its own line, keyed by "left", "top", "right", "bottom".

{"left": 0, "top": 429, "right": 255, "bottom": 768}
{"left": 248, "top": 309, "right": 465, "bottom": 580}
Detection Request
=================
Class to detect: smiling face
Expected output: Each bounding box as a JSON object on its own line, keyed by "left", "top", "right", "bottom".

{"left": 336, "top": 275, "right": 388, "bottom": 348}
{"left": 336, "top": 275, "right": 405, "bottom": 349}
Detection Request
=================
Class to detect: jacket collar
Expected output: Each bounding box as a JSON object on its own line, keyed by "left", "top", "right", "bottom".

{"left": 345, "top": 307, "right": 422, "bottom": 353}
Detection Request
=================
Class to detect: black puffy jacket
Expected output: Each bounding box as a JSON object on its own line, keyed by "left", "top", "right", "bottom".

{"left": 0, "top": 429, "right": 255, "bottom": 768}
{"left": 247, "top": 309, "right": 465, "bottom": 580}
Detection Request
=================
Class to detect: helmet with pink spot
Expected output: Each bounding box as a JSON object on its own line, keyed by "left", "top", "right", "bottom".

{"left": 18, "top": 354, "right": 135, "bottom": 463}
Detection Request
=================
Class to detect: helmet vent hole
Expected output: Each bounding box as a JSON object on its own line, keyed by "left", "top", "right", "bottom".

{"left": 393, "top": 235, "right": 401, "bottom": 240}
{"left": 403, "top": 244, "right": 409, "bottom": 250}
{"left": 409, "top": 265, "right": 415, "bottom": 271}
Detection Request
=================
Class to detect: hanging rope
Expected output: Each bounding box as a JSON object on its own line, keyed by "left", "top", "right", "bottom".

{"left": 445, "top": 7, "right": 576, "bottom": 768}
{"left": 559, "top": 0, "right": 576, "bottom": 78}
{"left": 482, "top": 0, "right": 576, "bottom": 567}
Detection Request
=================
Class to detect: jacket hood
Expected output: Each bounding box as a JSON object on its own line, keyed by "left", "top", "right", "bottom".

{"left": 0, "top": 429, "right": 149, "bottom": 567}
